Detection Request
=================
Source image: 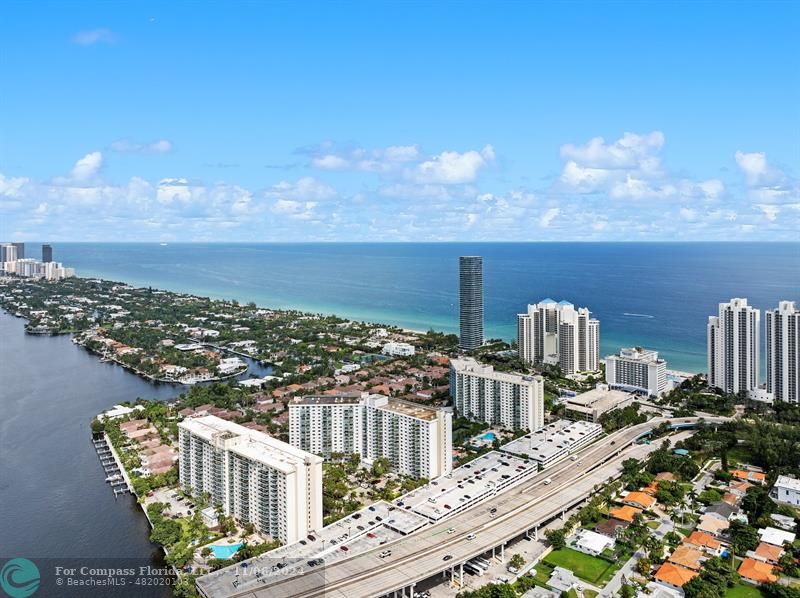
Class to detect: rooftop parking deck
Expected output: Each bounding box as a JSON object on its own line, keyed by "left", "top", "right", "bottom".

{"left": 397, "top": 451, "right": 538, "bottom": 521}
{"left": 500, "top": 420, "right": 603, "bottom": 467}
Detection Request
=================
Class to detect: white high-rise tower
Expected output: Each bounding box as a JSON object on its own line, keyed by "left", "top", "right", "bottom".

{"left": 766, "top": 301, "right": 799, "bottom": 404}
{"left": 517, "top": 299, "right": 599, "bottom": 375}
{"left": 707, "top": 298, "right": 760, "bottom": 395}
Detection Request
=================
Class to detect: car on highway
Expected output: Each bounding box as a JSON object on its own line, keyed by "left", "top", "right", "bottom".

{"left": 443, "top": 555, "right": 453, "bottom": 561}
{"left": 340, "top": 545, "right": 349, "bottom": 552}
{"left": 446, "top": 527, "right": 455, "bottom": 534}
{"left": 466, "top": 533, "right": 476, "bottom": 541}
{"left": 489, "top": 507, "right": 497, "bottom": 516}
{"left": 543, "top": 478, "right": 552, "bottom": 485}
{"left": 379, "top": 550, "right": 392, "bottom": 559}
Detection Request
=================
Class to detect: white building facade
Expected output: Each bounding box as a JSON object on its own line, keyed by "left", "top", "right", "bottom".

{"left": 449, "top": 357, "right": 545, "bottom": 432}
{"left": 766, "top": 301, "right": 799, "bottom": 404}
{"left": 288, "top": 394, "right": 452, "bottom": 479}
{"left": 517, "top": 299, "right": 599, "bottom": 375}
{"left": 178, "top": 415, "right": 323, "bottom": 544}
{"left": 771, "top": 475, "right": 800, "bottom": 507}
{"left": 707, "top": 298, "right": 760, "bottom": 395}
{"left": 605, "top": 347, "right": 667, "bottom": 396}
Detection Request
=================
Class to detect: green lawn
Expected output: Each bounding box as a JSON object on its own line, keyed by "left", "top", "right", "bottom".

{"left": 646, "top": 521, "right": 660, "bottom": 529}
{"left": 544, "top": 548, "right": 623, "bottom": 586}
{"left": 724, "top": 583, "right": 766, "bottom": 598}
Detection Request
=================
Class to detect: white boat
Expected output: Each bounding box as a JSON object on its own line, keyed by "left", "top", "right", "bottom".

{"left": 105, "top": 474, "right": 122, "bottom": 482}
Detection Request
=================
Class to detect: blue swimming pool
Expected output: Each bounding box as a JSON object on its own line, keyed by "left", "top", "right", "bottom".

{"left": 481, "top": 432, "right": 497, "bottom": 441}
{"left": 209, "top": 542, "right": 242, "bottom": 559}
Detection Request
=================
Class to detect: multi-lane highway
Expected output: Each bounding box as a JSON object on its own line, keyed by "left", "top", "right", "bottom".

{"left": 198, "top": 417, "right": 725, "bottom": 598}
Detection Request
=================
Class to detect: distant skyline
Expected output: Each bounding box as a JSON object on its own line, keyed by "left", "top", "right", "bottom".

{"left": 1, "top": 1, "right": 798, "bottom": 242}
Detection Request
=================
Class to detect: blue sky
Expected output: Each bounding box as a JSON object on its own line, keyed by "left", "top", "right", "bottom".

{"left": 1, "top": 1, "right": 798, "bottom": 242}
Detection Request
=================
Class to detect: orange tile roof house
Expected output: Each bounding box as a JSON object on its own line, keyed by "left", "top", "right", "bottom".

{"left": 655, "top": 562, "right": 699, "bottom": 588}
{"left": 683, "top": 531, "right": 722, "bottom": 555}
{"left": 753, "top": 542, "right": 784, "bottom": 564}
{"left": 642, "top": 481, "right": 660, "bottom": 495}
{"left": 729, "top": 480, "right": 754, "bottom": 496}
{"left": 668, "top": 546, "right": 704, "bottom": 570}
{"left": 696, "top": 514, "right": 730, "bottom": 537}
{"left": 738, "top": 558, "right": 778, "bottom": 585}
{"left": 732, "top": 470, "right": 766, "bottom": 484}
{"left": 623, "top": 491, "right": 657, "bottom": 510}
{"left": 609, "top": 505, "right": 643, "bottom": 523}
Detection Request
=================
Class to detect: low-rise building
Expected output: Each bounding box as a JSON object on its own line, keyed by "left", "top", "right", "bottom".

{"left": 574, "top": 529, "right": 615, "bottom": 556}
{"left": 771, "top": 474, "right": 800, "bottom": 507}
{"left": 738, "top": 558, "right": 778, "bottom": 585}
{"left": 622, "top": 491, "right": 657, "bottom": 510}
{"left": 655, "top": 562, "right": 698, "bottom": 589}
{"left": 382, "top": 342, "right": 416, "bottom": 357}
{"left": 562, "top": 385, "right": 636, "bottom": 423}
{"left": 499, "top": 419, "right": 603, "bottom": 468}
{"left": 758, "top": 526, "right": 796, "bottom": 547}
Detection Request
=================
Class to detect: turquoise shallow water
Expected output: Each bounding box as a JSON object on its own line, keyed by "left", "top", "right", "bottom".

{"left": 31, "top": 241, "right": 800, "bottom": 373}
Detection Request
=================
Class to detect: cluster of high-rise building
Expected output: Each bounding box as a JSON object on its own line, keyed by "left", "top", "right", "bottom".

{"left": 448, "top": 357, "right": 545, "bottom": 432}
{"left": 178, "top": 415, "right": 323, "bottom": 544}
{"left": 288, "top": 393, "right": 453, "bottom": 479}
{"left": 1, "top": 242, "right": 74, "bottom": 280}
{"left": 708, "top": 298, "right": 798, "bottom": 403}
{"left": 516, "top": 299, "right": 600, "bottom": 375}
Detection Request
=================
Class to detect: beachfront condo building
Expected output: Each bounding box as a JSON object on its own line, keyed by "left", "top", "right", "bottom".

{"left": 766, "top": 301, "right": 799, "bottom": 404}
{"left": 288, "top": 394, "right": 453, "bottom": 479}
{"left": 459, "top": 256, "right": 484, "bottom": 351}
{"left": 517, "top": 299, "right": 600, "bottom": 375}
{"left": 707, "top": 298, "right": 760, "bottom": 395}
{"left": 449, "top": 357, "right": 545, "bottom": 432}
{"left": 178, "top": 415, "right": 323, "bottom": 544}
{"left": 605, "top": 347, "right": 667, "bottom": 397}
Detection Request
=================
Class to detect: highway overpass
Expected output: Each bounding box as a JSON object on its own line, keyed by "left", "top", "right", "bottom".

{"left": 197, "top": 416, "right": 726, "bottom": 598}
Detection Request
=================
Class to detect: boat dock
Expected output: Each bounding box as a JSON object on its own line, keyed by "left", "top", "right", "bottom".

{"left": 93, "top": 433, "right": 135, "bottom": 497}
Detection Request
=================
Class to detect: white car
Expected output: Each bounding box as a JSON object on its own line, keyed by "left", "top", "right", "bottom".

{"left": 543, "top": 478, "right": 552, "bottom": 485}
{"left": 446, "top": 528, "right": 455, "bottom": 534}
{"left": 466, "top": 533, "right": 477, "bottom": 541}
{"left": 379, "top": 550, "right": 392, "bottom": 559}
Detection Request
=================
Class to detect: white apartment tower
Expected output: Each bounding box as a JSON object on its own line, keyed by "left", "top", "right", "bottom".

{"left": 288, "top": 394, "right": 452, "bottom": 479}
{"left": 178, "top": 415, "right": 323, "bottom": 544}
{"left": 517, "top": 299, "right": 600, "bottom": 375}
{"left": 766, "top": 301, "right": 799, "bottom": 404}
{"left": 707, "top": 298, "right": 760, "bottom": 395}
{"left": 605, "top": 347, "right": 667, "bottom": 397}
{"left": 449, "top": 357, "right": 545, "bottom": 432}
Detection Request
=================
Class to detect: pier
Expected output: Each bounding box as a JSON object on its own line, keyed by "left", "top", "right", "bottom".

{"left": 93, "top": 433, "right": 135, "bottom": 497}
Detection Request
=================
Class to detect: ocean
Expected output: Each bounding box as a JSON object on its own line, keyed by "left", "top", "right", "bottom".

{"left": 31, "top": 242, "right": 800, "bottom": 373}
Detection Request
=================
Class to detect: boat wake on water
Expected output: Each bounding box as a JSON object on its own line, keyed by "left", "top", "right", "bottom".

{"left": 623, "top": 312, "right": 655, "bottom": 318}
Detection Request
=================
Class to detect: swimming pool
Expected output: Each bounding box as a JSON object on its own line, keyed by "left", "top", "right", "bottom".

{"left": 209, "top": 542, "right": 242, "bottom": 560}
{"left": 481, "top": 432, "right": 497, "bottom": 441}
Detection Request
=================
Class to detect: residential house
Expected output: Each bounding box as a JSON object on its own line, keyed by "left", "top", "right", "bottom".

{"left": 668, "top": 546, "right": 704, "bottom": 571}
{"left": 696, "top": 514, "right": 730, "bottom": 537}
{"left": 609, "top": 505, "right": 643, "bottom": 523}
{"left": 771, "top": 475, "right": 800, "bottom": 507}
{"left": 655, "top": 562, "right": 698, "bottom": 589}
{"left": 623, "top": 491, "right": 657, "bottom": 510}
{"left": 738, "top": 558, "right": 778, "bottom": 585}
{"left": 682, "top": 531, "right": 722, "bottom": 556}
{"left": 732, "top": 470, "right": 766, "bottom": 485}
